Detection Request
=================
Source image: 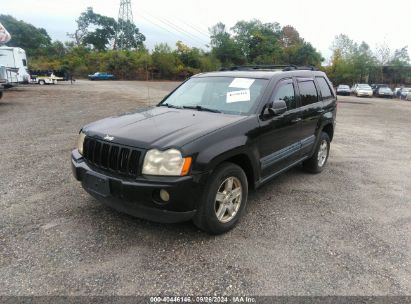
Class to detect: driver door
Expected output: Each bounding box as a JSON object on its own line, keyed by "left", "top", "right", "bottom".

{"left": 258, "top": 78, "right": 302, "bottom": 179}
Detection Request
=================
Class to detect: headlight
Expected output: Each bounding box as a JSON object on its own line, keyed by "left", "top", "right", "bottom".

{"left": 77, "top": 131, "right": 86, "bottom": 155}
{"left": 142, "top": 149, "right": 192, "bottom": 176}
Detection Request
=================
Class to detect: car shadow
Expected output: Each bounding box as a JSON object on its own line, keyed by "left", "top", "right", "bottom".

{"left": 73, "top": 164, "right": 306, "bottom": 247}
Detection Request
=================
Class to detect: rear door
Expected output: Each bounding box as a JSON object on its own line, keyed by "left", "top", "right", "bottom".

{"left": 296, "top": 78, "right": 323, "bottom": 156}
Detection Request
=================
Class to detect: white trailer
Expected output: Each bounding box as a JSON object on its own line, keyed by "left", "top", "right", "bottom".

{"left": 0, "top": 47, "right": 30, "bottom": 83}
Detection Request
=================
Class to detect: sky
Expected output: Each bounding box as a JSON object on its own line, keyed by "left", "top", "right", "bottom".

{"left": 2, "top": 0, "right": 411, "bottom": 63}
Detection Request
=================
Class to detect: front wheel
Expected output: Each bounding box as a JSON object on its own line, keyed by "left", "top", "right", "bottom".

{"left": 39, "top": 80, "right": 45, "bottom": 85}
{"left": 193, "top": 162, "right": 248, "bottom": 234}
{"left": 303, "top": 132, "right": 330, "bottom": 173}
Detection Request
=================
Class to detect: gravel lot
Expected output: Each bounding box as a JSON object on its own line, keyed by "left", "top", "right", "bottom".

{"left": 0, "top": 80, "right": 410, "bottom": 296}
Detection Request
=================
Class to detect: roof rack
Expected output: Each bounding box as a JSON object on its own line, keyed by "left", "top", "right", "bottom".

{"left": 220, "top": 65, "right": 318, "bottom": 72}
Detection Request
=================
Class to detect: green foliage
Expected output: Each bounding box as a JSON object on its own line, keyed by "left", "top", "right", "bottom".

{"left": 69, "top": 8, "right": 145, "bottom": 51}
{"left": 116, "top": 19, "right": 146, "bottom": 50}
{"left": 232, "top": 19, "right": 282, "bottom": 64}
{"left": 0, "top": 15, "right": 51, "bottom": 56}
{"left": 13, "top": 11, "right": 409, "bottom": 83}
{"left": 327, "top": 34, "right": 410, "bottom": 84}
{"left": 209, "top": 22, "right": 245, "bottom": 67}
{"left": 209, "top": 21, "right": 323, "bottom": 67}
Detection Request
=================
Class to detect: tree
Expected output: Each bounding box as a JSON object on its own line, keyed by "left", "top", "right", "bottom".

{"left": 116, "top": 19, "right": 146, "bottom": 50}
{"left": 209, "top": 22, "right": 245, "bottom": 67}
{"left": 151, "top": 43, "right": 180, "bottom": 78}
{"left": 329, "top": 34, "right": 376, "bottom": 84}
{"left": 352, "top": 42, "right": 376, "bottom": 82}
{"left": 374, "top": 42, "right": 391, "bottom": 82}
{"left": 390, "top": 47, "right": 410, "bottom": 65}
{"left": 331, "top": 34, "right": 357, "bottom": 58}
{"left": 69, "top": 7, "right": 145, "bottom": 51}
{"left": 287, "top": 42, "right": 323, "bottom": 66}
{"left": 231, "top": 19, "right": 282, "bottom": 63}
{"left": 280, "top": 25, "right": 300, "bottom": 48}
{"left": 69, "top": 8, "right": 117, "bottom": 50}
{"left": 0, "top": 15, "right": 51, "bottom": 55}
{"left": 175, "top": 41, "right": 202, "bottom": 69}
{"left": 389, "top": 47, "right": 410, "bottom": 84}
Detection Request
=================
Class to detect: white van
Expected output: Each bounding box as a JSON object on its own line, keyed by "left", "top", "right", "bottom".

{"left": 0, "top": 47, "right": 30, "bottom": 83}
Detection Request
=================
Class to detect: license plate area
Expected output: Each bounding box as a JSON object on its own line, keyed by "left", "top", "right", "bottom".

{"left": 83, "top": 172, "right": 110, "bottom": 197}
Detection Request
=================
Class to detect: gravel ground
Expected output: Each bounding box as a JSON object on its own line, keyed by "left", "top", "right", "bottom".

{"left": 0, "top": 80, "right": 410, "bottom": 296}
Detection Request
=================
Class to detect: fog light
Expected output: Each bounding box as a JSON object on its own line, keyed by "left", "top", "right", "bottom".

{"left": 159, "top": 189, "right": 170, "bottom": 202}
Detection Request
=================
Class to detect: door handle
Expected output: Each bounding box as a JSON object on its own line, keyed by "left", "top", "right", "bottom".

{"left": 291, "top": 118, "right": 302, "bottom": 123}
{"left": 317, "top": 109, "right": 325, "bottom": 114}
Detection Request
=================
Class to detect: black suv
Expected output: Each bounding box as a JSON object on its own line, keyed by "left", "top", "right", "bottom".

{"left": 72, "top": 65, "right": 337, "bottom": 234}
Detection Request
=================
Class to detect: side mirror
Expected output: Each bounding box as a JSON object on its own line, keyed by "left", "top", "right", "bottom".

{"left": 263, "top": 100, "right": 287, "bottom": 116}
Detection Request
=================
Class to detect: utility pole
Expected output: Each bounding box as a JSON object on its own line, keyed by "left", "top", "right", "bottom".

{"left": 117, "top": 0, "right": 134, "bottom": 50}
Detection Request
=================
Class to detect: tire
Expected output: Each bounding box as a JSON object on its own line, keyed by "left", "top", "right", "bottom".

{"left": 193, "top": 162, "right": 248, "bottom": 234}
{"left": 39, "top": 80, "right": 45, "bottom": 85}
{"left": 303, "top": 132, "right": 330, "bottom": 174}
{"left": 0, "top": 91, "right": 3, "bottom": 100}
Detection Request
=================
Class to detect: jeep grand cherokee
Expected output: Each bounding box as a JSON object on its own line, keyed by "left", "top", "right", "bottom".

{"left": 72, "top": 65, "right": 337, "bottom": 234}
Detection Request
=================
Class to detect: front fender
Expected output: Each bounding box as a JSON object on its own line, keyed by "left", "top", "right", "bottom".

{"left": 198, "top": 136, "right": 258, "bottom": 170}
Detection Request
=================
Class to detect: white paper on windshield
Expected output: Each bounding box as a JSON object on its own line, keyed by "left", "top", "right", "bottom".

{"left": 226, "top": 89, "right": 251, "bottom": 103}
{"left": 229, "top": 78, "right": 255, "bottom": 89}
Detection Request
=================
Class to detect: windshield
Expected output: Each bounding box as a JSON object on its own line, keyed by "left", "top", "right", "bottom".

{"left": 358, "top": 84, "right": 371, "bottom": 89}
{"left": 160, "top": 77, "right": 268, "bottom": 115}
{"left": 338, "top": 85, "right": 349, "bottom": 89}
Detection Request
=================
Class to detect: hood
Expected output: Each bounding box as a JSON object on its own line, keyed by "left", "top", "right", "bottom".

{"left": 83, "top": 106, "right": 246, "bottom": 149}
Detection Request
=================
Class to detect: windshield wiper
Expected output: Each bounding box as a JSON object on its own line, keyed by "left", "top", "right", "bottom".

{"left": 159, "top": 103, "right": 182, "bottom": 109}
{"left": 183, "top": 105, "right": 221, "bottom": 113}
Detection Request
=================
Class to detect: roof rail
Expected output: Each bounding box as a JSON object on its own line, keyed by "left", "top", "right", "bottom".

{"left": 220, "top": 65, "right": 318, "bottom": 72}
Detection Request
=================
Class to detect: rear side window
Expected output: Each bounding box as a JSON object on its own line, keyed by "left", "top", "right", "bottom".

{"left": 273, "top": 82, "right": 296, "bottom": 110}
{"left": 316, "top": 77, "right": 333, "bottom": 99}
{"left": 298, "top": 80, "right": 318, "bottom": 106}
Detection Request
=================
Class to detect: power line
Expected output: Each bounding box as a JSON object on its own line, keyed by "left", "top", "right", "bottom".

{"left": 137, "top": 13, "right": 205, "bottom": 48}
{"left": 171, "top": 17, "right": 210, "bottom": 39}
{"left": 138, "top": 9, "right": 209, "bottom": 46}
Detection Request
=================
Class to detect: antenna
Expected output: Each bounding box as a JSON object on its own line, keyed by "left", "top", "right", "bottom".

{"left": 117, "top": 0, "right": 135, "bottom": 50}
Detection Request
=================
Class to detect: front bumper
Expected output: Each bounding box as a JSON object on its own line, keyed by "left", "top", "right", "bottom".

{"left": 71, "top": 149, "right": 206, "bottom": 223}
{"left": 357, "top": 91, "right": 373, "bottom": 97}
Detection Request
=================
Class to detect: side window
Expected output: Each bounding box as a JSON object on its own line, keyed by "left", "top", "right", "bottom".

{"left": 298, "top": 80, "right": 318, "bottom": 106}
{"left": 316, "top": 77, "right": 333, "bottom": 99}
{"left": 22, "top": 59, "right": 27, "bottom": 67}
{"left": 273, "top": 82, "right": 296, "bottom": 110}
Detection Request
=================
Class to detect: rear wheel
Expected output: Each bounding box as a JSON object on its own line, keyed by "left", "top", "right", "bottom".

{"left": 39, "top": 80, "right": 45, "bottom": 85}
{"left": 193, "top": 162, "right": 248, "bottom": 234}
{"left": 303, "top": 132, "right": 330, "bottom": 173}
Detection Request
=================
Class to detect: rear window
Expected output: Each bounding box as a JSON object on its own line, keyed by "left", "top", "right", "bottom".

{"left": 298, "top": 80, "right": 319, "bottom": 106}
{"left": 316, "top": 77, "right": 333, "bottom": 99}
